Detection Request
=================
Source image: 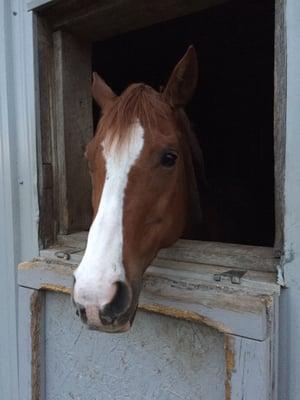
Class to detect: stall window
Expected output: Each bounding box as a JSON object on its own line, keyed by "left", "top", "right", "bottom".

{"left": 36, "top": 0, "right": 281, "bottom": 273}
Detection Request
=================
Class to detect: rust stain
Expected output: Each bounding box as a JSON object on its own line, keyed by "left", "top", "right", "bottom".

{"left": 40, "top": 283, "right": 71, "bottom": 294}
{"left": 30, "top": 291, "right": 42, "bottom": 400}
{"left": 18, "top": 261, "right": 36, "bottom": 270}
{"left": 224, "top": 335, "right": 235, "bottom": 400}
{"left": 139, "top": 303, "right": 231, "bottom": 334}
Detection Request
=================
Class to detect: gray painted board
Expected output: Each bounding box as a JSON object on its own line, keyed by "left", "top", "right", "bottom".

{"left": 0, "top": 1, "right": 39, "bottom": 400}
{"left": 27, "top": 0, "right": 55, "bottom": 11}
{"left": 18, "top": 258, "right": 279, "bottom": 340}
{"left": 228, "top": 335, "right": 271, "bottom": 400}
{"left": 18, "top": 287, "right": 45, "bottom": 400}
{"left": 45, "top": 292, "right": 225, "bottom": 400}
{"left": 279, "top": 1, "right": 300, "bottom": 399}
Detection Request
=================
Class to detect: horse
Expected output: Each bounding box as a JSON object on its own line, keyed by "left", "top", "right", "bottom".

{"left": 73, "top": 46, "right": 206, "bottom": 333}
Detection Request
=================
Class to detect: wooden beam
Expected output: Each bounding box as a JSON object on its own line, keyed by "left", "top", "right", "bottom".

{"left": 224, "top": 334, "right": 275, "bottom": 400}
{"left": 36, "top": 16, "right": 56, "bottom": 247}
{"left": 38, "top": 0, "right": 230, "bottom": 41}
{"left": 51, "top": 231, "right": 279, "bottom": 272}
{"left": 273, "top": 0, "right": 287, "bottom": 254}
{"left": 53, "top": 30, "right": 93, "bottom": 234}
{"left": 18, "top": 255, "right": 279, "bottom": 340}
{"left": 18, "top": 287, "right": 45, "bottom": 400}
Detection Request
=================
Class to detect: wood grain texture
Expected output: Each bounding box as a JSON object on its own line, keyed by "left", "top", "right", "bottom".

{"left": 274, "top": 0, "right": 287, "bottom": 254}
{"left": 225, "top": 334, "right": 272, "bottom": 400}
{"left": 53, "top": 30, "right": 93, "bottom": 234}
{"left": 38, "top": 0, "right": 230, "bottom": 40}
{"left": 225, "top": 294, "right": 278, "bottom": 399}
{"left": 30, "top": 291, "right": 43, "bottom": 400}
{"left": 52, "top": 231, "right": 279, "bottom": 272}
{"left": 40, "top": 232, "right": 280, "bottom": 293}
{"left": 18, "top": 255, "right": 279, "bottom": 340}
{"left": 18, "top": 287, "right": 45, "bottom": 400}
{"left": 157, "top": 239, "right": 279, "bottom": 272}
{"left": 36, "top": 16, "right": 56, "bottom": 247}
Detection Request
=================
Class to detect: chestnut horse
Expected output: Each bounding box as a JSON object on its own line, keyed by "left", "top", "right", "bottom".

{"left": 73, "top": 46, "right": 204, "bottom": 333}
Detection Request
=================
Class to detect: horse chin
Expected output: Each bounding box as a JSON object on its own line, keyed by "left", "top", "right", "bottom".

{"left": 87, "top": 303, "right": 138, "bottom": 334}
{"left": 87, "top": 320, "right": 131, "bottom": 334}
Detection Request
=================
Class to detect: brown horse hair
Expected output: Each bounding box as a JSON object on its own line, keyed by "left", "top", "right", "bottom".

{"left": 97, "top": 83, "right": 173, "bottom": 147}
{"left": 96, "top": 81, "right": 207, "bottom": 239}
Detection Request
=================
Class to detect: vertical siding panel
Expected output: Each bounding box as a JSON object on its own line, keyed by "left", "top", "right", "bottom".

{"left": 0, "top": 1, "right": 39, "bottom": 399}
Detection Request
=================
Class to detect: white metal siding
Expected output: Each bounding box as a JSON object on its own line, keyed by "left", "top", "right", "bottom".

{"left": 0, "top": 1, "right": 39, "bottom": 399}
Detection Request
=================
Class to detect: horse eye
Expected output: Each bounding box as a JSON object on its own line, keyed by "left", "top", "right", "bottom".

{"left": 160, "top": 152, "right": 178, "bottom": 168}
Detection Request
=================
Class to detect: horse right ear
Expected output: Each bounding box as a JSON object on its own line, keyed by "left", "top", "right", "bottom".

{"left": 91, "top": 72, "right": 116, "bottom": 109}
{"left": 163, "top": 46, "right": 198, "bottom": 108}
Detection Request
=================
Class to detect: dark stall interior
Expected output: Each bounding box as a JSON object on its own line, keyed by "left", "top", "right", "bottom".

{"left": 92, "top": 0, "right": 275, "bottom": 247}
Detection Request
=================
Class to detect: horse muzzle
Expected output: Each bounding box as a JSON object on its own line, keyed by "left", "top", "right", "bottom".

{"left": 72, "top": 279, "right": 139, "bottom": 333}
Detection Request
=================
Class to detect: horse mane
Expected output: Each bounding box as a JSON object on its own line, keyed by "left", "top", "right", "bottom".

{"left": 98, "top": 83, "right": 172, "bottom": 145}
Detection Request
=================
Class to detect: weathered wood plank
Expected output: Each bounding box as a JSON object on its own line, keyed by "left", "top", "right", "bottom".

{"left": 39, "top": 248, "right": 279, "bottom": 298}
{"left": 38, "top": 0, "right": 230, "bottom": 41}
{"left": 158, "top": 239, "right": 278, "bottom": 272}
{"left": 50, "top": 231, "right": 279, "bottom": 272}
{"left": 53, "top": 31, "right": 93, "bottom": 234}
{"left": 225, "top": 334, "right": 273, "bottom": 400}
{"left": 18, "top": 287, "right": 45, "bottom": 400}
{"left": 18, "top": 257, "right": 279, "bottom": 340}
{"left": 36, "top": 16, "right": 56, "bottom": 247}
{"left": 273, "top": 0, "right": 287, "bottom": 255}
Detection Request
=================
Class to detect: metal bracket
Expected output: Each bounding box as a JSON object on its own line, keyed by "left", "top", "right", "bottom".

{"left": 54, "top": 248, "right": 85, "bottom": 260}
{"left": 213, "top": 269, "right": 246, "bottom": 284}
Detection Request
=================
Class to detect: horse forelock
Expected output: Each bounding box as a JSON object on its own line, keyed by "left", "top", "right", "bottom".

{"left": 97, "top": 83, "right": 172, "bottom": 148}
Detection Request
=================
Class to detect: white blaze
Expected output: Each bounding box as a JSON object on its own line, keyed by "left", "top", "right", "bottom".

{"left": 74, "top": 122, "right": 144, "bottom": 308}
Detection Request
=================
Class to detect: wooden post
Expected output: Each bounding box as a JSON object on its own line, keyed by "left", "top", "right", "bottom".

{"left": 18, "top": 287, "right": 45, "bottom": 400}
{"left": 53, "top": 30, "right": 93, "bottom": 234}
{"left": 273, "top": 0, "right": 287, "bottom": 255}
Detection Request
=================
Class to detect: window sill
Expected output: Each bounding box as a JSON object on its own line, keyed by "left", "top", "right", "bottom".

{"left": 18, "top": 232, "right": 280, "bottom": 341}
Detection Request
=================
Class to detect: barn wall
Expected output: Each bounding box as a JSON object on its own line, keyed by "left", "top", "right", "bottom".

{"left": 0, "top": 1, "right": 39, "bottom": 399}
{"left": 279, "top": 1, "right": 300, "bottom": 399}
{"left": 45, "top": 292, "right": 225, "bottom": 400}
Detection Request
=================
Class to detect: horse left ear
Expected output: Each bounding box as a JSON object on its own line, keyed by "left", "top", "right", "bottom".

{"left": 91, "top": 72, "right": 116, "bottom": 109}
{"left": 163, "top": 45, "right": 198, "bottom": 108}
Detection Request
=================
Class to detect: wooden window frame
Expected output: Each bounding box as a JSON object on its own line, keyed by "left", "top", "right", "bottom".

{"left": 34, "top": 0, "right": 285, "bottom": 276}
{"left": 16, "top": 2, "right": 286, "bottom": 398}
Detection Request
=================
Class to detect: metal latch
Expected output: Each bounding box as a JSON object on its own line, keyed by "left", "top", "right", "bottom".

{"left": 213, "top": 269, "right": 246, "bottom": 284}
{"left": 55, "top": 248, "right": 85, "bottom": 260}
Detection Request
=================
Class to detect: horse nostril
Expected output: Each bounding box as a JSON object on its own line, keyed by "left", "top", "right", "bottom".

{"left": 99, "top": 312, "right": 114, "bottom": 326}
{"left": 76, "top": 304, "right": 87, "bottom": 324}
{"left": 111, "top": 281, "right": 131, "bottom": 315}
{"left": 99, "top": 281, "right": 131, "bottom": 325}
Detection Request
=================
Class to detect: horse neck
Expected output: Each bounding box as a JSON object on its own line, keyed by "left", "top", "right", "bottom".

{"left": 176, "top": 111, "right": 205, "bottom": 240}
{"left": 178, "top": 111, "right": 223, "bottom": 242}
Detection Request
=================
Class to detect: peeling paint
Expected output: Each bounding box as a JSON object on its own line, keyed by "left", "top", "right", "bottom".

{"left": 40, "top": 283, "right": 71, "bottom": 294}
{"left": 277, "top": 263, "right": 286, "bottom": 286}
{"left": 224, "top": 335, "right": 235, "bottom": 400}
{"left": 284, "top": 243, "right": 295, "bottom": 265}
{"left": 18, "top": 261, "right": 37, "bottom": 270}
{"left": 30, "top": 291, "right": 42, "bottom": 400}
{"left": 36, "top": 284, "right": 232, "bottom": 334}
{"left": 139, "top": 303, "right": 231, "bottom": 334}
{"left": 277, "top": 243, "right": 295, "bottom": 287}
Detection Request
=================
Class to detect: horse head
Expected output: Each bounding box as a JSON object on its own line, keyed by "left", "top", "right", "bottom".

{"left": 73, "top": 46, "right": 200, "bottom": 332}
